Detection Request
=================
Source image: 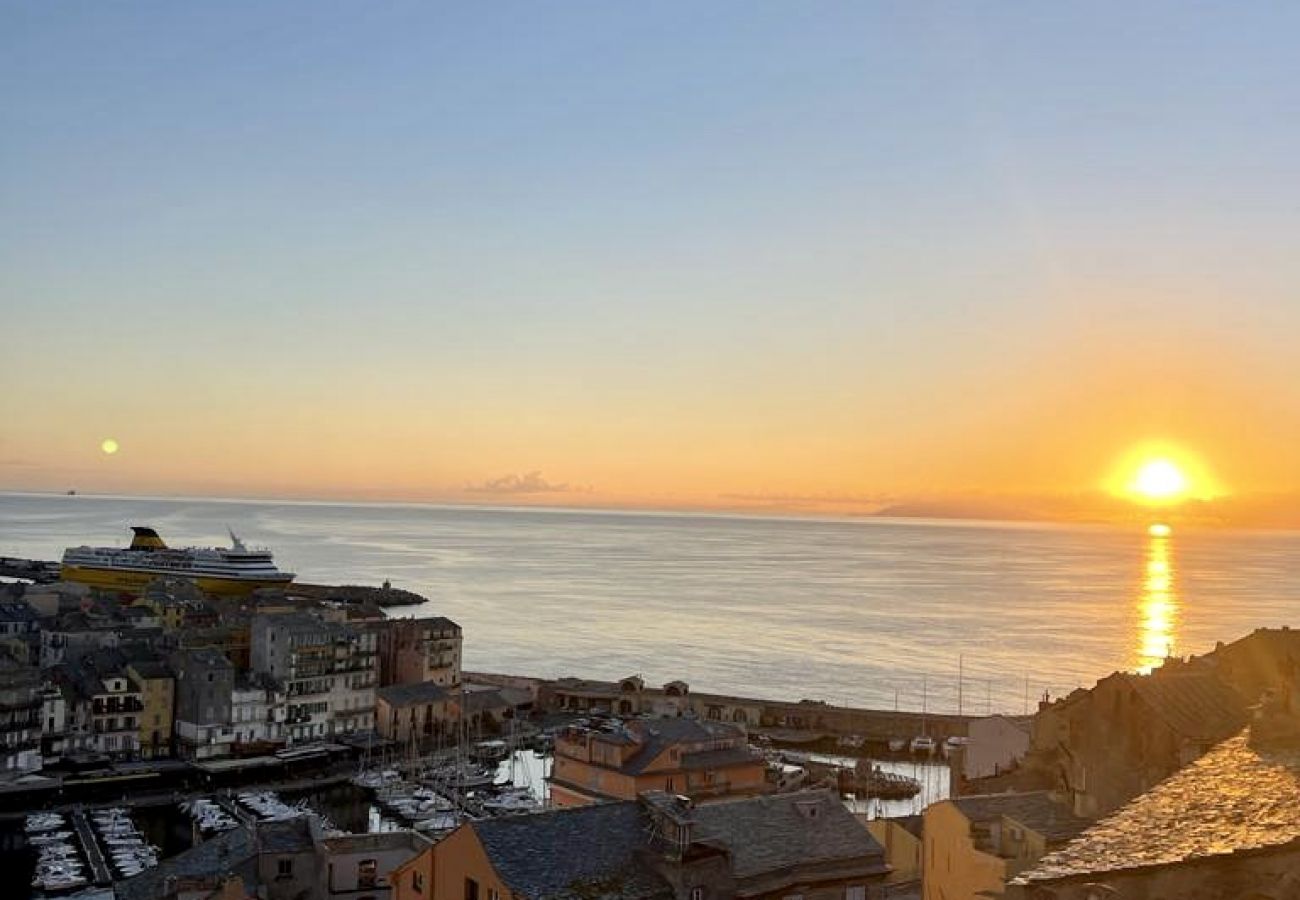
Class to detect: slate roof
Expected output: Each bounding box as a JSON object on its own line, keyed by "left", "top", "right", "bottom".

{"left": 257, "top": 818, "right": 316, "bottom": 853}
{"left": 951, "top": 791, "right": 1091, "bottom": 843}
{"left": 473, "top": 802, "right": 669, "bottom": 900}
{"left": 1014, "top": 729, "right": 1300, "bottom": 885}
{"left": 1123, "top": 670, "right": 1248, "bottom": 743}
{"left": 115, "top": 825, "right": 258, "bottom": 900}
{"left": 682, "top": 789, "right": 887, "bottom": 879}
{"left": 378, "top": 681, "right": 450, "bottom": 707}
{"left": 460, "top": 688, "right": 508, "bottom": 715}
{"left": 621, "top": 719, "right": 746, "bottom": 775}
{"left": 679, "top": 746, "right": 763, "bottom": 771}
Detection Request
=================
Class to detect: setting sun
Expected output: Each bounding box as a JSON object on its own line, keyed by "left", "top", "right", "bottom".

{"left": 1132, "top": 459, "right": 1188, "bottom": 501}
{"left": 1107, "top": 443, "right": 1222, "bottom": 508}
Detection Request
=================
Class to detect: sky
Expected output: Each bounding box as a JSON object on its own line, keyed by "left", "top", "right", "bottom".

{"left": 2, "top": 3, "right": 1299, "bottom": 525}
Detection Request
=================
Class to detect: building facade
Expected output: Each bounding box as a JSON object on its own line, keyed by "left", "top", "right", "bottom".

{"left": 922, "top": 792, "right": 1089, "bottom": 900}
{"left": 251, "top": 613, "right": 378, "bottom": 742}
{"left": 374, "top": 617, "right": 462, "bottom": 688}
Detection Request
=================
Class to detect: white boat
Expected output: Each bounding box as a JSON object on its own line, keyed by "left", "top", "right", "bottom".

{"left": 910, "top": 736, "right": 936, "bottom": 754}
{"left": 943, "top": 736, "right": 971, "bottom": 758}
{"left": 887, "top": 738, "right": 907, "bottom": 752}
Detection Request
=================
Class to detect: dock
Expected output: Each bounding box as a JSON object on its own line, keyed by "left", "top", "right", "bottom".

{"left": 70, "top": 808, "right": 113, "bottom": 887}
{"left": 0, "top": 556, "right": 60, "bottom": 583}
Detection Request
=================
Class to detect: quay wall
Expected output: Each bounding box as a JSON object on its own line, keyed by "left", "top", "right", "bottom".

{"left": 465, "top": 670, "right": 978, "bottom": 741}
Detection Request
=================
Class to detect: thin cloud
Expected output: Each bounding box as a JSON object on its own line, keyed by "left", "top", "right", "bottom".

{"left": 466, "top": 471, "right": 577, "bottom": 495}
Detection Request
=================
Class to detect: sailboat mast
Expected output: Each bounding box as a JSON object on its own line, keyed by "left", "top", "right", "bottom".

{"left": 957, "top": 655, "right": 963, "bottom": 716}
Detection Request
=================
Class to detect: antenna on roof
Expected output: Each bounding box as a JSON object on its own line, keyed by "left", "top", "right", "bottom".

{"left": 228, "top": 527, "right": 246, "bottom": 552}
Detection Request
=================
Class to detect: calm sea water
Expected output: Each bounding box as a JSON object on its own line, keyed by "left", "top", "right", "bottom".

{"left": 3, "top": 492, "right": 1299, "bottom": 714}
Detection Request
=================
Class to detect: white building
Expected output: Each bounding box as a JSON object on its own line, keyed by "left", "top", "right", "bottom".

{"left": 251, "top": 613, "right": 377, "bottom": 744}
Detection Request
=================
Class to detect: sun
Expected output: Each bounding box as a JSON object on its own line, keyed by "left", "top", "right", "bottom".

{"left": 1131, "top": 459, "right": 1188, "bottom": 501}
{"left": 101, "top": 438, "right": 119, "bottom": 455}
{"left": 1106, "top": 443, "right": 1220, "bottom": 508}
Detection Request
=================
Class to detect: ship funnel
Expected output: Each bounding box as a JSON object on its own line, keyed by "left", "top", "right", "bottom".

{"left": 129, "top": 527, "right": 168, "bottom": 551}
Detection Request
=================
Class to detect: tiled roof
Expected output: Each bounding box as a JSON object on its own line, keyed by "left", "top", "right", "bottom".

{"left": 951, "top": 791, "right": 1090, "bottom": 843}
{"left": 474, "top": 803, "right": 669, "bottom": 900}
{"left": 683, "top": 789, "right": 887, "bottom": 879}
{"left": 378, "top": 681, "right": 449, "bottom": 706}
{"left": 1123, "top": 670, "right": 1248, "bottom": 743}
{"left": 1014, "top": 730, "right": 1300, "bottom": 884}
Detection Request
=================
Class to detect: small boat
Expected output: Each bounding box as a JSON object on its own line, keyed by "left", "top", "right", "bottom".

{"left": 887, "top": 738, "right": 907, "bottom": 752}
{"left": 943, "top": 736, "right": 971, "bottom": 758}
{"left": 910, "top": 736, "right": 936, "bottom": 754}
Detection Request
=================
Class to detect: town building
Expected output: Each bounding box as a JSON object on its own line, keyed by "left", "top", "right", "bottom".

{"left": 392, "top": 789, "right": 889, "bottom": 900}
{"left": 374, "top": 616, "right": 462, "bottom": 687}
{"left": 922, "top": 791, "right": 1090, "bottom": 900}
{"left": 136, "top": 577, "right": 217, "bottom": 630}
{"left": 1025, "top": 665, "right": 1248, "bottom": 817}
{"left": 0, "top": 599, "right": 40, "bottom": 638}
{"left": 376, "top": 681, "right": 452, "bottom": 746}
{"left": 961, "top": 714, "right": 1031, "bottom": 782}
{"left": 123, "top": 649, "right": 175, "bottom": 759}
{"left": 549, "top": 717, "right": 768, "bottom": 807}
{"left": 862, "top": 815, "right": 922, "bottom": 888}
{"left": 250, "top": 612, "right": 378, "bottom": 742}
{"left": 40, "top": 682, "right": 70, "bottom": 761}
{"left": 39, "top": 610, "right": 121, "bottom": 668}
{"left": 116, "top": 816, "right": 431, "bottom": 900}
{"left": 172, "top": 647, "right": 237, "bottom": 759}
{"left": 58, "top": 649, "right": 144, "bottom": 759}
{"left": 318, "top": 831, "right": 434, "bottom": 900}
{"left": 0, "top": 648, "right": 43, "bottom": 773}
{"left": 1009, "top": 726, "right": 1300, "bottom": 899}
{"left": 232, "top": 673, "right": 288, "bottom": 750}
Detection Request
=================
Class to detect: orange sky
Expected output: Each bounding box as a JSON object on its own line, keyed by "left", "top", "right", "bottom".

{"left": 4, "top": 6, "right": 1300, "bottom": 526}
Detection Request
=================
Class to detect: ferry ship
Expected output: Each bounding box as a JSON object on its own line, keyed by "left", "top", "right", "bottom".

{"left": 61, "top": 526, "right": 295, "bottom": 596}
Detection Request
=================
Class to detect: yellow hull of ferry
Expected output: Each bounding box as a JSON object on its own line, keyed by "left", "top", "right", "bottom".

{"left": 61, "top": 565, "right": 293, "bottom": 596}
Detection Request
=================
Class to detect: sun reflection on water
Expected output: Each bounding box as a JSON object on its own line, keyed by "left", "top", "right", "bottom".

{"left": 1137, "top": 528, "right": 1179, "bottom": 671}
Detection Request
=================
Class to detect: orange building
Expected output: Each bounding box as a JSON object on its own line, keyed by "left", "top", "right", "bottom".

{"left": 392, "top": 789, "right": 889, "bottom": 900}
{"left": 548, "top": 717, "right": 768, "bottom": 806}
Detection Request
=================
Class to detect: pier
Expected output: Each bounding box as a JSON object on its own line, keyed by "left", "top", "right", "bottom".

{"left": 0, "top": 556, "right": 60, "bottom": 583}
{"left": 70, "top": 808, "right": 113, "bottom": 887}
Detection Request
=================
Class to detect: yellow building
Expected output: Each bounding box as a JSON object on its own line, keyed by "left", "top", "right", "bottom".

{"left": 126, "top": 657, "right": 175, "bottom": 759}
{"left": 549, "top": 717, "right": 768, "bottom": 807}
{"left": 864, "top": 814, "right": 922, "bottom": 886}
{"left": 923, "top": 792, "right": 1088, "bottom": 900}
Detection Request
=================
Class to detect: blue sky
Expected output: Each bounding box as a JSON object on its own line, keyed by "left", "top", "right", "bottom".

{"left": 2, "top": 3, "right": 1298, "bottom": 513}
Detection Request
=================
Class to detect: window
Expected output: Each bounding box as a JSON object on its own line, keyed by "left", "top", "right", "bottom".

{"left": 412, "top": 871, "right": 425, "bottom": 893}
{"left": 691, "top": 889, "right": 705, "bottom": 900}
{"left": 465, "top": 877, "right": 480, "bottom": 900}
{"left": 277, "top": 858, "right": 294, "bottom": 879}
{"left": 358, "top": 859, "right": 378, "bottom": 890}
{"left": 846, "top": 887, "right": 866, "bottom": 900}
{"left": 489, "top": 890, "right": 500, "bottom": 900}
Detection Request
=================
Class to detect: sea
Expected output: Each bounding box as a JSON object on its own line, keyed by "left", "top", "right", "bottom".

{"left": 3, "top": 491, "right": 1300, "bottom": 715}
